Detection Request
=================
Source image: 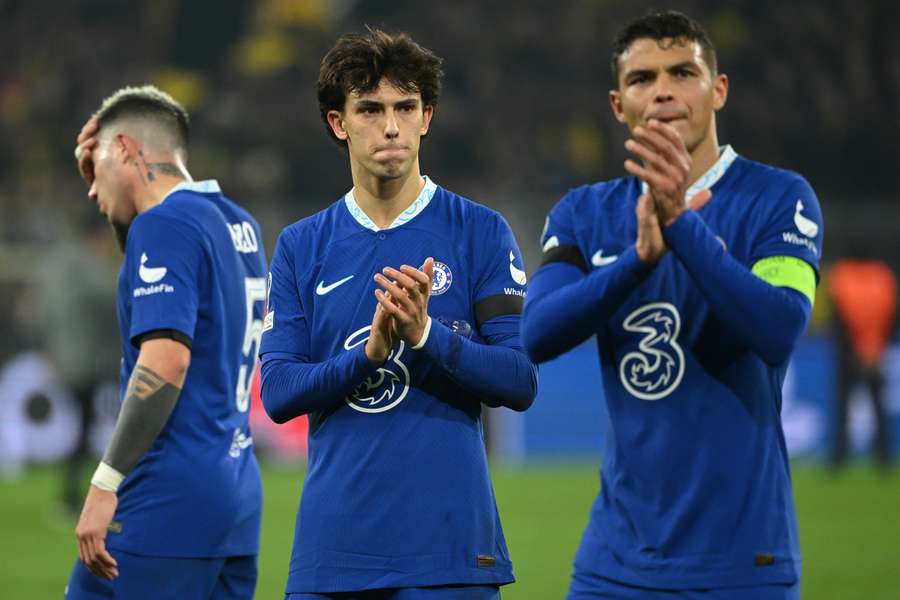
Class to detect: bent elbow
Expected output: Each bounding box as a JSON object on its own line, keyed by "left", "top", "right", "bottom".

{"left": 521, "top": 321, "right": 553, "bottom": 365}
{"left": 259, "top": 364, "right": 293, "bottom": 424}
{"left": 506, "top": 360, "right": 539, "bottom": 412}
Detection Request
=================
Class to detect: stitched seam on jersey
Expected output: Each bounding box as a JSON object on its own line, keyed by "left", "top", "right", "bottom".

{"left": 344, "top": 176, "right": 437, "bottom": 231}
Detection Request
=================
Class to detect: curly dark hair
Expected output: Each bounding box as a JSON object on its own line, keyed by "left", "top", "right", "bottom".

{"left": 317, "top": 27, "right": 444, "bottom": 147}
{"left": 611, "top": 10, "right": 718, "bottom": 83}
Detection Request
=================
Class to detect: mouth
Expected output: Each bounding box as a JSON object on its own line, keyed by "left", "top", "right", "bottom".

{"left": 646, "top": 113, "right": 687, "bottom": 125}
{"left": 373, "top": 146, "right": 407, "bottom": 157}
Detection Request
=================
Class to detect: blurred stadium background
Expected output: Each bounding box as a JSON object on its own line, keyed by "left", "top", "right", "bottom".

{"left": 1, "top": 0, "right": 899, "bottom": 598}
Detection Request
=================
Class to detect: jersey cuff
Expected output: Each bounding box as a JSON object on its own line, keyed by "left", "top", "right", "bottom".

{"left": 133, "top": 328, "right": 193, "bottom": 350}
{"left": 751, "top": 256, "right": 817, "bottom": 305}
{"left": 412, "top": 316, "right": 433, "bottom": 350}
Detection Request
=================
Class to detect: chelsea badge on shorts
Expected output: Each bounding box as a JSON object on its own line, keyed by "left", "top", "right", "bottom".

{"left": 431, "top": 261, "right": 452, "bottom": 295}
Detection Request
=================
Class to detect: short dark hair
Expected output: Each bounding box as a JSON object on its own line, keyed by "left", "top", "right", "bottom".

{"left": 317, "top": 27, "right": 444, "bottom": 146}
{"left": 94, "top": 85, "right": 190, "bottom": 153}
{"left": 611, "top": 10, "right": 717, "bottom": 83}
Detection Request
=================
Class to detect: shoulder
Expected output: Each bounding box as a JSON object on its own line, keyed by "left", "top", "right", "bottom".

{"left": 130, "top": 198, "right": 203, "bottom": 241}
{"left": 278, "top": 197, "right": 340, "bottom": 243}
{"left": 215, "top": 193, "right": 263, "bottom": 231}
{"left": 555, "top": 177, "right": 635, "bottom": 216}
{"left": 273, "top": 196, "right": 348, "bottom": 264}
{"left": 434, "top": 186, "right": 513, "bottom": 237}
{"left": 733, "top": 156, "right": 815, "bottom": 199}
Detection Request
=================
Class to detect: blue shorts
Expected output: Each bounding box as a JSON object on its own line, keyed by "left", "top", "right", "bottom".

{"left": 568, "top": 570, "right": 799, "bottom": 600}
{"left": 65, "top": 549, "right": 257, "bottom": 600}
{"left": 286, "top": 584, "right": 501, "bottom": 600}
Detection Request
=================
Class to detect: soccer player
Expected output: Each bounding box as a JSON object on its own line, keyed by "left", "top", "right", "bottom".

{"left": 259, "top": 28, "right": 537, "bottom": 599}
{"left": 65, "top": 86, "right": 266, "bottom": 599}
{"left": 521, "top": 11, "right": 823, "bottom": 600}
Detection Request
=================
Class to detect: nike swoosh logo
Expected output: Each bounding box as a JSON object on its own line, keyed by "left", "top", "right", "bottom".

{"left": 316, "top": 275, "right": 354, "bottom": 295}
{"left": 591, "top": 249, "right": 618, "bottom": 267}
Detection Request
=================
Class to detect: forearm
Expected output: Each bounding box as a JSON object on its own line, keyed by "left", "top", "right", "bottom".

{"left": 260, "top": 344, "right": 377, "bottom": 423}
{"left": 418, "top": 317, "right": 537, "bottom": 411}
{"left": 93, "top": 365, "right": 181, "bottom": 491}
{"left": 664, "top": 211, "right": 812, "bottom": 365}
{"left": 521, "top": 246, "right": 653, "bottom": 363}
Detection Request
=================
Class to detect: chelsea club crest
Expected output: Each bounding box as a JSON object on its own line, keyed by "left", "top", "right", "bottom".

{"left": 431, "top": 261, "right": 452, "bottom": 296}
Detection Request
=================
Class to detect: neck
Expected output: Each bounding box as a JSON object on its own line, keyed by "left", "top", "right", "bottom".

{"left": 686, "top": 122, "right": 721, "bottom": 188}
{"left": 133, "top": 154, "right": 193, "bottom": 214}
{"left": 350, "top": 159, "right": 425, "bottom": 229}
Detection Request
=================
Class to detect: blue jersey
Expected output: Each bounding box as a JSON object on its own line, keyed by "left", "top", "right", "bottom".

{"left": 540, "top": 148, "right": 823, "bottom": 588}
{"left": 260, "top": 178, "right": 524, "bottom": 592}
{"left": 110, "top": 181, "right": 266, "bottom": 558}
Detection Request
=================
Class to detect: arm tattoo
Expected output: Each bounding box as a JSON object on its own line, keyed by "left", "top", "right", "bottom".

{"left": 130, "top": 364, "right": 165, "bottom": 396}
{"left": 102, "top": 364, "right": 182, "bottom": 476}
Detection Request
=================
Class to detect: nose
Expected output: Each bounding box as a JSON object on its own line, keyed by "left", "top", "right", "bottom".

{"left": 384, "top": 109, "right": 399, "bottom": 139}
{"left": 88, "top": 181, "right": 99, "bottom": 204}
{"left": 653, "top": 74, "right": 675, "bottom": 103}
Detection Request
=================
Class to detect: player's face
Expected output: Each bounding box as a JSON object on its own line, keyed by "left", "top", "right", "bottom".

{"left": 610, "top": 38, "right": 728, "bottom": 154}
{"left": 88, "top": 135, "right": 138, "bottom": 226}
{"left": 329, "top": 79, "right": 434, "bottom": 180}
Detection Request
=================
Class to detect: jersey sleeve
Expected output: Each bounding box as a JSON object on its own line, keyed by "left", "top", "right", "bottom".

{"left": 749, "top": 175, "right": 824, "bottom": 276}
{"left": 259, "top": 228, "right": 310, "bottom": 360}
{"left": 125, "top": 212, "right": 203, "bottom": 347}
{"left": 471, "top": 212, "right": 527, "bottom": 328}
{"left": 539, "top": 191, "right": 588, "bottom": 272}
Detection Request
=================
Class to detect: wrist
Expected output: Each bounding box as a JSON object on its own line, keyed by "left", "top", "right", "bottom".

{"left": 662, "top": 207, "right": 687, "bottom": 228}
{"left": 364, "top": 340, "right": 389, "bottom": 365}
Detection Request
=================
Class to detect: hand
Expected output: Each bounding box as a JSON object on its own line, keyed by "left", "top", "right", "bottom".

{"left": 373, "top": 258, "right": 434, "bottom": 346}
{"left": 75, "top": 485, "right": 119, "bottom": 580}
{"left": 364, "top": 299, "right": 395, "bottom": 364}
{"left": 624, "top": 119, "right": 712, "bottom": 226}
{"left": 74, "top": 117, "right": 99, "bottom": 186}
{"left": 635, "top": 192, "right": 666, "bottom": 264}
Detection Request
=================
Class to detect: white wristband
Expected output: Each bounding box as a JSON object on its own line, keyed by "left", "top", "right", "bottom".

{"left": 412, "top": 316, "right": 433, "bottom": 350}
{"left": 91, "top": 461, "right": 125, "bottom": 492}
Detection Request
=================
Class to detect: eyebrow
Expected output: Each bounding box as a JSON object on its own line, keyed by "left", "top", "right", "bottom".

{"left": 665, "top": 61, "right": 700, "bottom": 73}
{"left": 353, "top": 98, "right": 420, "bottom": 110}
{"left": 355, "top": 100, "right": 384, "bottom": 110}
{"left": 624, "top": 61, "right": 700, "bottom": 80}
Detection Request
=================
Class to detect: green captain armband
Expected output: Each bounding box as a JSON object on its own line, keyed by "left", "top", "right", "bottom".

{"left": 751, "top": 256, "right": 816, "bottom": 305}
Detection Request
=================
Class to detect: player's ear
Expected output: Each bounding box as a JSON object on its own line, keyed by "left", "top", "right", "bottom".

{"left": 327, "top": 110, "right": 349, "bottom": 141}
{"left": 116, "top": 134, "right": 140, "bottom": 164}
{"left": 420, "top": 105, "right": 434, "bottom": 136}
{"left": 712, "top": 73, "right": 728, "bottom": 111}
{"left": 609, "top": 90, "right": 627, "bottom": 124}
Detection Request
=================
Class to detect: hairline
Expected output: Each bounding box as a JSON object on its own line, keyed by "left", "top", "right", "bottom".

{"left": 614, "top": 35, "right": 718, "bottom": 84}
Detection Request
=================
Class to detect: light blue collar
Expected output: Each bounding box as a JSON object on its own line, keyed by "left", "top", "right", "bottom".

{"left": 162, "top": 179, "right": 221, "bottom": 202}
{"left": 641, "top": 145, "right": 737, "bottom": 205}
{"left": 344, "top": 176, "right": 437, "bottom": 232}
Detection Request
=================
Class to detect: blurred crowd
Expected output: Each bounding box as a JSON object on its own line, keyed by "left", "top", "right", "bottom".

{"left": 1, "top": 0, "right": 899, "bottom": 367}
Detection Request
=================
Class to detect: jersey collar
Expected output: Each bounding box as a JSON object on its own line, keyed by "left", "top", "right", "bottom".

{"left": 640, "top": 145, "right": 737, "bottom": 205}
{"left": 162, "top": 179, "right": 221, "bottom": 202}
{"left": 344, "top": 176, "right": 437, "bottom": 232}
